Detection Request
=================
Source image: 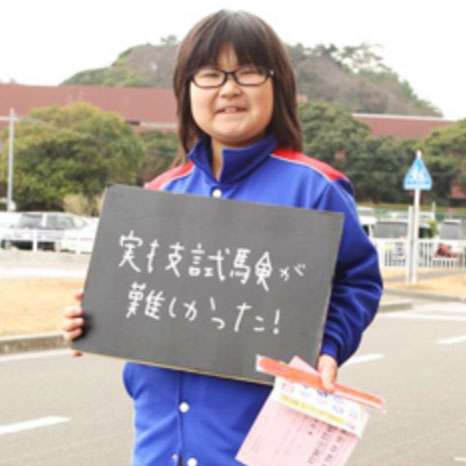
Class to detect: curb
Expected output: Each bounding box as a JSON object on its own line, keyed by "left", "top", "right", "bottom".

{"left": 384, "top": 287, "right": 466, "bottom": 303}
{"left": 0, "top": 250, "right": 90, "bottom": 265}
{"left": 0, "top": 332, "right": 68, "bottom": 355}
{"left": 378, "top": 299, "right": 413, "bottom": 312}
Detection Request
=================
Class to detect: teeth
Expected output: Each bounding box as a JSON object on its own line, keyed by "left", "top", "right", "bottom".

{"left": 223, "top": 107, "right": 241, "bottom": 113}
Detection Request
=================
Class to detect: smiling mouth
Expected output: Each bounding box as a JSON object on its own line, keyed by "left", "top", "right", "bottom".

{"left": 217, "top": 107, "right": 246, "bottom": 114}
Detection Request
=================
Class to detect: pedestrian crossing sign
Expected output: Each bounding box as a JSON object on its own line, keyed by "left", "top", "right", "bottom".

{"left": 403, "top": 157, "right": 432, "bottom": 190}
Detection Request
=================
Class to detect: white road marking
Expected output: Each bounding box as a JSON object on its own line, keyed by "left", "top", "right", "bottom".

{"left": 0, "top": 417, "right": 70, "bottom": 436}
{"left": 0, "top": 349, "right": 71, "bottom": 363}
{"left": 434, "top": 308, "right": 466, "bottom": 314}
{"left": 454, "top": 457, "right": 466, "bottom": 463}
{"left": 0, "top": 268, "right": 87, "bottom": 279}
{"left": 437, "top": 335, "right": 466, "bottom": 345}
{"left": 381, "top": 312, "right": 466, "bottom": 322}
{"left": 346, "top": 353, "right": 384, "bottom": 366}
{"left": 412, "top": 303, "right": 466, "bottom": 313}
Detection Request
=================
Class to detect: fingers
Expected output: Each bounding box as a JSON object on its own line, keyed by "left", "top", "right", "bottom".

{"left": 63, "top": 305, "right": 83, "bottom": 319}
{"left": 318, "top": 354, "right": 338, "bottom": 393}
{"left": 62, "top": 305, "right": 85, "bottom": 346}
{"left": 63, "top": 327, "right": 83, "bottom": 342}
{"left": 62, "top": 316, "right": 84, "bottom": 332}
{"left": 62, "top": 292, "right": 85, "bottom": 358}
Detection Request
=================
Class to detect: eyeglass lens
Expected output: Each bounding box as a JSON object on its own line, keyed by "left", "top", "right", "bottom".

{"left": 193, "top": 66, "right": 270, "bottom": 87}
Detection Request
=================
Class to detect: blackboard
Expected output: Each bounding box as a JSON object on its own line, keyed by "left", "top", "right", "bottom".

{"left": 73, "top": 184, "right": 343, "bottom": 384}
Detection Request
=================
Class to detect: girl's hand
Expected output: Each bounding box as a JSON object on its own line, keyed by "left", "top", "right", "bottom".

{"left": 62, "top": 290, "right": 84, "bottom": 357}
{"left": 317, "top": 354, "right": 338, "bottom": 393}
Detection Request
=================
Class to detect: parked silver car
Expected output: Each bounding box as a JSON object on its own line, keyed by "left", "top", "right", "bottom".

{"left": 1, "top": 212, "right": 89, "bottom": 250}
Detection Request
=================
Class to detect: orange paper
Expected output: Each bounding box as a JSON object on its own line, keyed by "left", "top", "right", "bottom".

{"left": 257, "top": 356, "right": 386, "bottom": 413}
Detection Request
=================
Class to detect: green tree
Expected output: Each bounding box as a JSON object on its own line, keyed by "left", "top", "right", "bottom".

{"left": 298, "top": 100, "right": 415, "bottom": 203}
{"left": 298, "top": 100, "right": 370, "bottom": 169}
{"left": 138, "top": 131, "right": 178, "bottom": 184}
{"left": 347, "top": 136, "right": 414, "bottom": 203}
{"left": 0, "top": 102, "right": 143, "bottom": 211}
{"left": 420, "top": 119, "right": 466, "bottom": 203}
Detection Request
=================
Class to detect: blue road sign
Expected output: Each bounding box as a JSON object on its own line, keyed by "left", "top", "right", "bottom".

{"left": 403, "top": 158, "right": 432, "bottom": 191}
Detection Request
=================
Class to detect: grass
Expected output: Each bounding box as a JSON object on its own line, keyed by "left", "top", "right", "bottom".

{"left": 389, "top": 272, "right": 466, "bottom": 296}
{"left": 0, "top": 278, "right": 84, "bottom": 337}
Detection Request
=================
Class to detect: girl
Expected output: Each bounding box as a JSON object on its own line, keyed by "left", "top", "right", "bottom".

{"left": 63, "top": 10, "right": 382, "bottom": 466}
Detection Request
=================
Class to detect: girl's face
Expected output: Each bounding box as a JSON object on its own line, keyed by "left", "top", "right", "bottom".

{"left": 189, "top": 43, "right": 274, "bottom": 151}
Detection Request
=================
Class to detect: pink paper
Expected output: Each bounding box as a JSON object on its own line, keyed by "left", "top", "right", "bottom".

{"left": 236, "top": 357, "right": 367, "bottom": 466}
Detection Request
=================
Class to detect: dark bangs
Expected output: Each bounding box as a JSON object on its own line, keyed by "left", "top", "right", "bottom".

{"left": 186, "top": 12, "right": 275, "bottom": 72}
{"left": 173, "top": 10, "right": 302, "bottom": 160}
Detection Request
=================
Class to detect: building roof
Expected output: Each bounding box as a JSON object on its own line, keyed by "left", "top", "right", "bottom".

{"left": 0, "top": 83, "right": 177, "bottom": 130}
{"left": 353, "top": 113, "right": 454, "bottom": 139}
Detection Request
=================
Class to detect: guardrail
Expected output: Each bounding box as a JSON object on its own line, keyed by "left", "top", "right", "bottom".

{"left": 0, "top": 228, "right": 95, "bottom": 254}
{"left": 372, "top": 238, "right": 465, "bottom": 269}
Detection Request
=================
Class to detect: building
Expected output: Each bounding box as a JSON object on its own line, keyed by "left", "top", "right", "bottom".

{"left": 352, "top": 113, "right": 454, "bottom": 139}
{"left": 0, "top": 83, "right": 177, "bottom": 131}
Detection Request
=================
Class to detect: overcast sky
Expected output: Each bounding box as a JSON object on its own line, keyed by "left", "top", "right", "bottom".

{"left": 2, "top": 0, "right": 465, "bottom": 120}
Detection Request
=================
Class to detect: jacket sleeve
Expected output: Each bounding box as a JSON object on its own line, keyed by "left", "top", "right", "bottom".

{"left": 315, "top": 177, "right": 383, "bottom": 365}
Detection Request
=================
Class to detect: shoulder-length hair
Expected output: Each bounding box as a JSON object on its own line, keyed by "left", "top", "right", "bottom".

{"left": 172, "top": 10, "right": 302, "bottom": 162}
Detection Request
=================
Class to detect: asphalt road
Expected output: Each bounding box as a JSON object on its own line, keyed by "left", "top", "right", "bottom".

{"left": 1, "top": 300, "right": 466, "bottom": 466}
{"left": 0, "top": 250, "right": 89, "bottom": 279}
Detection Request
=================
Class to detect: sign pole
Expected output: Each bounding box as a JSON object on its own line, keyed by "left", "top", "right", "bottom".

{"left": 404, "top": 150, "right": 426, "bottom": 285}
{"left": 7, "top": 108, "right": 15, "bottom": 212}
{"left": 404, "top": 150, "right": 431, "bottom": 285}
{"left": 406, "top": 206, "right": 413, "bottom": 284}
{"left": 410, "top": 185, "right": 421, "bottom": 284}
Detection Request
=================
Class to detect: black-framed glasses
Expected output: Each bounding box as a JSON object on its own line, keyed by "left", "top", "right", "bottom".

{"left": 190, "top": 65, "right": 274, "bottom": 89}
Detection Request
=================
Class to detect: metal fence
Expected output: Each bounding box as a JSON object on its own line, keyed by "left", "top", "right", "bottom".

{"left": 0, "top": 228, "right": 95, "bottom": 254}
{"left": 372, "top": 238, "right": 466, "bottom": 269}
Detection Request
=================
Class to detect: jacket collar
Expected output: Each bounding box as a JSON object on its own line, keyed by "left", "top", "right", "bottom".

{"left": 187, "top": 133, "right": 278, "bottom": 185}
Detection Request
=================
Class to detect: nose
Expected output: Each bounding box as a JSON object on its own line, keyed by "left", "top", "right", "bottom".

{"left": 219, "top": 74, "right": 242, "bottom": 96}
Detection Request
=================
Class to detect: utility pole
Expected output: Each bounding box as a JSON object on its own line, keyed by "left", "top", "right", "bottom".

{"left": 7, "top": 108, "right": 15, "bottom": 211}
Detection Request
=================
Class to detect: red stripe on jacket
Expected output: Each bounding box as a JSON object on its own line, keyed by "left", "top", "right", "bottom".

{"left": 272, "top": 148, "right": 348, "bottom": 182}
{"left": 144, "top": 161, "right": 195, "bottom": 190}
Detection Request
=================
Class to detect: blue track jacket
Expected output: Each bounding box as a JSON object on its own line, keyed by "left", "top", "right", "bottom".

{"left": 123, "top": 133, "right": 383, "bottom": 466}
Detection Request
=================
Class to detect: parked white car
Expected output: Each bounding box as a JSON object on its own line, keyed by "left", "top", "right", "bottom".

{"left": 357, "top": 206, "right": 377, "bottom": 238}
{"left": 373, "top": 218, "right": 436, "bottom": 267}
{"left": 56, "top": 217, "right": 99, "bottom": 253}
{"left": 0, "top": 212, "right": 20, "bottom": 228}
{"left": 373, "top": 218, "right": 434, "bottom": 240}
{"left": 1, "top": 212, "right": 90, "bottom": 250}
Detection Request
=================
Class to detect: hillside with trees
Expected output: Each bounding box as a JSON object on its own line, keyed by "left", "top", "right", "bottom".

{"left": 63, "top": 39, "right": 441, "bottom": 117}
